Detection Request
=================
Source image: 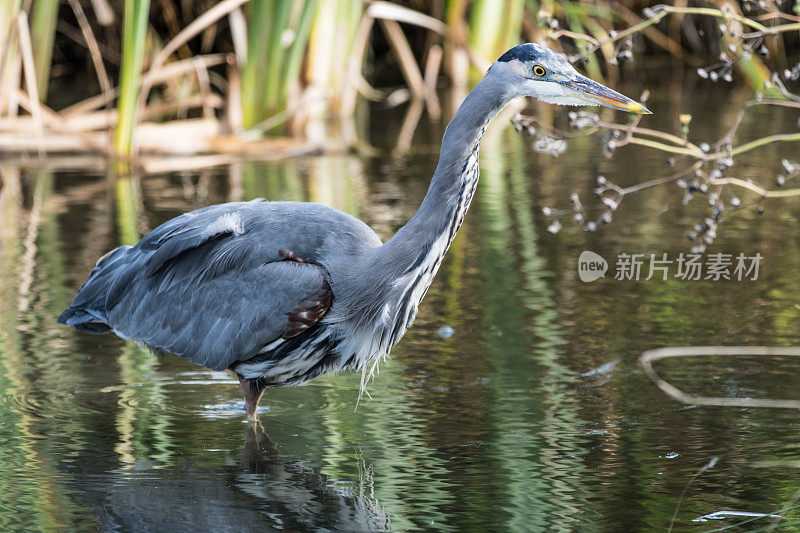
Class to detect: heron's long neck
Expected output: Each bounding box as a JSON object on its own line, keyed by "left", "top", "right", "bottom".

{"left": 376, "top": 75, "right": 510, "bottom": 275}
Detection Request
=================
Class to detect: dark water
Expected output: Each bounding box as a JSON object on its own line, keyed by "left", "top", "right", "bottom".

{"left": 1, "top": 79, "right": 799, "bottom": 531}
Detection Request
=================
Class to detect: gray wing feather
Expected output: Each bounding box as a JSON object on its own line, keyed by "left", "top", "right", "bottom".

{"left": 61, "top": 199, "right": 380, "bottom": 370}
{"left": 102, "top": 200, "right": 332, "bottom": 371}
{"left": 109, "top": 260, "right": 329, "bottom": 370}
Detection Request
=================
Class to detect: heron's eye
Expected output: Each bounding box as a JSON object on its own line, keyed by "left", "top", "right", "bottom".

{"left": 532, "top": 65, "right": 546, "bottom": 77}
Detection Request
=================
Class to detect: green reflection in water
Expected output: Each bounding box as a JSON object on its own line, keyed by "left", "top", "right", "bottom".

{"left": 240, "top": 156, "right": 458, "bottom": 530}
{"left": 0, "top": 170, "right": 97, "bottom": 529}
{"left": 477, "top": 130, "right": 591, "bottom": 531}
{"left": 0, "top": 85, "right": 798, "bottom": 529}
{"left": 242, "top": 159, "right": 304, "bottom": 202}
{"left": 113, "top": 175, "right": 175, "bottom": 467}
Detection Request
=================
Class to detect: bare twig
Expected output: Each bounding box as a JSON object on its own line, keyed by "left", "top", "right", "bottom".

{"left": 668, "top": 456, "right": 719, "bottom": 533}
{"left": 227, "top": 7, "right": 247, "bottom": 70}
{"left": 136, "top": 0, "right": 251, "bottom": 141}
{"left": 67, "top": 0, "right": 113, "bottom": 115}
{"left": 88, "top": 0, "right": 115, "bottom": 26}
{"left": 378, "top": 18, "right": 426, "bottom": 100}
{"left": 367, "top": 1, "right": 448, "bottom": 35}
{"left": 640, "top": 347, "right": 800, "bottom": 409}
{"left": 15, "top": 13, "right": 43, "bottom": 157}
{"left": 341, "top": 13, "right": 375, "bottom": 119}
{"left": 56, "top": 20, "right": 120, "bottom": 63}
{"left": 424, "top": 44, "right": 442, "bottom": 119}
{"left": 570, "top": 4, "right": 800, "bottom": 64}
{"left": 707, "top": 176, "right": 800, "bottom": 199}
{"left": 61, "top": 54, "right": 228, "bottom": 117}
{"left": 521, "top": 100, "right": 800, "bottom": 244}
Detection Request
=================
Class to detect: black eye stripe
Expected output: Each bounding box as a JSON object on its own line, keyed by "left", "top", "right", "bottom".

{"left": 533, "top": 65, "right": 546, "bottom": 76}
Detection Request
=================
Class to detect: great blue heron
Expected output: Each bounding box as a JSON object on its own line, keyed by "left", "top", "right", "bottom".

{"left": 59, "top": 44, "right": 649, "bottom": 420}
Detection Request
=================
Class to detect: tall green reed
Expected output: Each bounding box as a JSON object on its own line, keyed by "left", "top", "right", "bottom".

{"left": 1, "top": 0, "right": 23, "bottom": 112}
{"left": 114, "top": 0, "right": 151, "bottom": 163}
{"left": 29, "top": 0, "right": 59, "bottom": 100}
{"left": 304, "top": 0, "right": 361, "bottom": 138}
{"left": 468, "top": 0, "right": 524, "bottom": 79}
{"left": 241, "top": 0, "right": 320, "bottom": 129}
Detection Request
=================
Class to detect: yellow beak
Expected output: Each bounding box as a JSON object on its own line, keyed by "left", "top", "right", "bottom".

{"left": 563, "top": 74, "right": 652, "bottom": 114}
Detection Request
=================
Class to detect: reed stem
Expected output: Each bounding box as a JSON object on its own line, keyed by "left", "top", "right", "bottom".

{"left": 113, "top": 0, "right": 151, "bottom": 164}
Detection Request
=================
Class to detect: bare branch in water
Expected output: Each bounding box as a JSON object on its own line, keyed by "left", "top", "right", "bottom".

{"left": 516, "top": 86, "right": 800, "bottom": 251}
{"left": 639, "top": 347, "right": 800, "bottom": 409}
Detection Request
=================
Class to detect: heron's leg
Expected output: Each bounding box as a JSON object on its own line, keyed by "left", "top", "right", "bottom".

{"left": 238, "top": 375, "right": 265, "bottom": 422}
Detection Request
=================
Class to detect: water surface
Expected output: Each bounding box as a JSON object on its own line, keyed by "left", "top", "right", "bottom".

{"left": 1, "top": 78, "right": 799, "bottom": 531}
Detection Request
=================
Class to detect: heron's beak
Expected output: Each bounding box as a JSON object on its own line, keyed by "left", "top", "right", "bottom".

{"left": 561, "top": 74, "right": 652, "bottom": 114}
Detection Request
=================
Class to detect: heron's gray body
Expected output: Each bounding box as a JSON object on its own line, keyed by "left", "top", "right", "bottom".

{"left": 59, "top": 44, "right": 647, "bottom": 407}
{"left": 60, "top": 57, "right": 500, "bottom": 387}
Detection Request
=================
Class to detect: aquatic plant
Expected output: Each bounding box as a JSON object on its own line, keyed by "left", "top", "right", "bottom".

{"left": 29, "top": 0, "right": 59, "bottom": 99}
{"left": 113, "top": 0, "right": 151, "bottom": 162}
{"left": 241, "top": 0, "right": 320, "bottom": 129}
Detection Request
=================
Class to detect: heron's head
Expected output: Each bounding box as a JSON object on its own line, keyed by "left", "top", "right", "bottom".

{"left": 490, "top": 43, "right": 651, "bottom": 114}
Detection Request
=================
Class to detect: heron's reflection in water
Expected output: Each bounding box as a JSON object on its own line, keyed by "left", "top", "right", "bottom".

{"left": 69, "top": 423, "right": 390, "bottom": 532}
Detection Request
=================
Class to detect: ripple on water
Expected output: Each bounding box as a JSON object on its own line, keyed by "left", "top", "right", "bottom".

{"left": 2, "top": 84, "right": 800, "bottom": 530}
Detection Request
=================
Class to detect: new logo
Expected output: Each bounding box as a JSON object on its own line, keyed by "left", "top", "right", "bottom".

{"left": 578, "top": 251, "right": 608, "bottom": 282}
